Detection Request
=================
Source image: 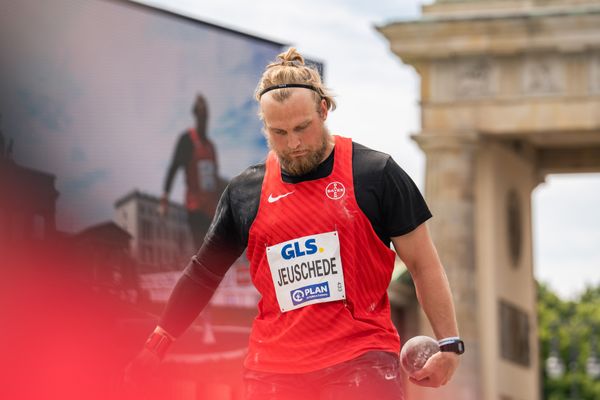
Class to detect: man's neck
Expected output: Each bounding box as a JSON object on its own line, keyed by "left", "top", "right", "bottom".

{"left": 320, "top": 136, "right": 335, "bottom": 164}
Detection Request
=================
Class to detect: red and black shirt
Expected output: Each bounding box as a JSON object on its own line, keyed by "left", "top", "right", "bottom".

{"left": 159, "top": 137, "right": 432, "bottom": 372}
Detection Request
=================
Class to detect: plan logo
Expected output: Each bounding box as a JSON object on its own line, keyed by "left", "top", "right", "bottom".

{"left": 291, "top": 282, "right": 331, "bottom": 306}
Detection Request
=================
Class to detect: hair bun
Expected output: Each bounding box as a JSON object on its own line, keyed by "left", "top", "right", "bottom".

{"left": 277, "top": 47, "right": 305, "bottom": 66}
{"left": 255, "top": 47, "right": 337, "bottom": 112}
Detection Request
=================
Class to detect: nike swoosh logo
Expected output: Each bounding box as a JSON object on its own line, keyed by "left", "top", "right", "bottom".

{"left": 268, "top": 191, "right": 295, "bottom": 203}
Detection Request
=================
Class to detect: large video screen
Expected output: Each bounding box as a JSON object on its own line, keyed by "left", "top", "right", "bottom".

{"left": 0, "top": 0, "right": 283, "bottom": 231}
{"left": 0, "top": 1, "right": 287, "bottom": 398}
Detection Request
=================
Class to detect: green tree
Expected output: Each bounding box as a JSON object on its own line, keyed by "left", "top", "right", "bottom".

{"left": 538, "top": 282, "right": 600, "bottom": 399}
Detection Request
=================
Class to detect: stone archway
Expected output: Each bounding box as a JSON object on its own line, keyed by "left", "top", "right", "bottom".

{"left": 379, "top": 1, "right": 600, "bottom": 399}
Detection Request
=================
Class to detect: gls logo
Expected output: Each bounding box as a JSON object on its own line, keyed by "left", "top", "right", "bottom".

{"left": 281, "top": 238, "right": 318, "bottom": 260}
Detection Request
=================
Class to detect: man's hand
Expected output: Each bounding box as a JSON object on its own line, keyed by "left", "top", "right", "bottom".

{"left": 122, "top": 348, "right": 162, "bottom": 385}
{"left": 408, "top": 351, "right": 459, "bottom": 388}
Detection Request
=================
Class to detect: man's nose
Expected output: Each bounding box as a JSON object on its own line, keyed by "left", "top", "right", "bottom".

{"left": 287, "top": 133, "right": 301, "bottom": 149}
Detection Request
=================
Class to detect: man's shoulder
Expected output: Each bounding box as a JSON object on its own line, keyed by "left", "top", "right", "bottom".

{"left": 227, "top": 162, "right": 266, "bottom": 195}
{"left": 233, "top": 162, "right": 266, "bottom": 180}
{"left": 351, "top": 141, "right": 392, "bottom": 172}
{"left": 177, "top": 131, "right": 192, "bottom": 146}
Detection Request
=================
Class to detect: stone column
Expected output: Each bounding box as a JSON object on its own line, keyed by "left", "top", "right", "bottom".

{"left": 410, "top": 132, "right": 481, "bottom": 400}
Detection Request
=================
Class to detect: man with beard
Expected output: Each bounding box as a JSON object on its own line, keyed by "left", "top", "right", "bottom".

{"left": 126, "top": 48, "right": 463, "bottom": 399}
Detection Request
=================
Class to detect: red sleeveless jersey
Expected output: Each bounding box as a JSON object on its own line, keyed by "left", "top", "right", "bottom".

{"left": 245, "top": 135, "right": 400, "bottom": 373}
{"left": 184, "top": 128, "right": 219, "bottom": 215}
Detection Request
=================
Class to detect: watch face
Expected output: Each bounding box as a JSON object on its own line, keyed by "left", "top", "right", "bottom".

{"left": 441, "top": 340, "right": 465, "bottom": 354}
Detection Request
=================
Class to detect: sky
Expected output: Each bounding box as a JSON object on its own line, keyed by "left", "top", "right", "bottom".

{"left": 133, "top": 0, "right": 600, "bottom": 299}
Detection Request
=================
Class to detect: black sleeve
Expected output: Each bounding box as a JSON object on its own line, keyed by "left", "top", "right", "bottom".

{"left": 352, "top": 143, "right": 431, "bottom": 244}
{"left": 158, "top": 186, "right": 245, "bottom": 337}
{"left": 163, "top": 134, "right": 192, "bottom": 194}
{"left": 157, "top": 164, "right": 265, "bottom": 337}
{"left": 382, "top": 157, "right": 432, "bottom": 237}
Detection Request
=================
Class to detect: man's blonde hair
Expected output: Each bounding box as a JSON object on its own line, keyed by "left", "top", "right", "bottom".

{"left": 255, "top": 47, "right": 336, "bottom": 116}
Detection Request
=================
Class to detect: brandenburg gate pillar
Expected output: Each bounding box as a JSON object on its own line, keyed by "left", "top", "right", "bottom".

{"left": 379, "top": 1, "right": 600, "bottom": 399}
{"left": 412, "top": 133, "right": 482, "bottom": 400}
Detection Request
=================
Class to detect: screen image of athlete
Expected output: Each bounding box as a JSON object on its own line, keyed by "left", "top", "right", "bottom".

{"left": 125, "top": 47, "right": 464, "bottom": 400}
{"left": 160, "top": 94, "right": 220, "bottom": 250}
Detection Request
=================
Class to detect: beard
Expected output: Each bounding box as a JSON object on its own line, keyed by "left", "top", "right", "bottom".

{"left": 269, "top": 127, "right": 331, "bottom": 176}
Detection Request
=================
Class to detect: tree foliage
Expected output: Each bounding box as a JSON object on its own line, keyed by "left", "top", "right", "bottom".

{"left": 538, "top": 282, "right": 600, "bottom": 399}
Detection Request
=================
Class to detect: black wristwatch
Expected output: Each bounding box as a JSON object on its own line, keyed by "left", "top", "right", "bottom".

{"left": 439, "top": 338, "right": 465, "bottom": 354}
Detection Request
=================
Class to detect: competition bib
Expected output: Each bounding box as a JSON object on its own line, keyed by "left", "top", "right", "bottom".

{"left": 266, "top": 231, "right": 346, "bottom": 312}
{"left": 197, "top": 160, "right": 216, "bottom": 191}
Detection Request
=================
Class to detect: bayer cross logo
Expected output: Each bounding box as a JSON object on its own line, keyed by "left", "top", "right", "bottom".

{"left": 325, "top": 182, "right": 345, "bottom": 200}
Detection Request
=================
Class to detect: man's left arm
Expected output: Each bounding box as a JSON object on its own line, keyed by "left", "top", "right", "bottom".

{"left": 391, "top": 223, "right": 460, "bottom": 388}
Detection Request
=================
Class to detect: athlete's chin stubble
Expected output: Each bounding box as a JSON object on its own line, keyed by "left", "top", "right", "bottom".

{"left": 271, "top": 130, "right": 330, "bottom": 176}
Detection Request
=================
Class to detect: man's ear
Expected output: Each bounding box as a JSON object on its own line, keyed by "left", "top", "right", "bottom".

{"left": 319, "top": 99, "right": 328, "bottom": 120}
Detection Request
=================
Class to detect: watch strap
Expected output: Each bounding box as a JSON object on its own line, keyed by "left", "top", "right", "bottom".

{"left": 438, "top": 338, "right": 465, "bottom": 354}
{"left": 144, "top": 326, "right": 174, "bottom": 359}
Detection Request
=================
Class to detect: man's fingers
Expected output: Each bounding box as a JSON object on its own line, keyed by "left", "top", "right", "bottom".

{"left": 410, "top": 366, "right": 430, "bottom": 381}
{"left": 409, "top": 366, "right": 448, "bottom": 388}
{"left": 409, "top": 369, "right": 435, "bottom": 387}
{"left": 408, "top": 377, "right": 418, "bottom": 385}
{"left": 409, "top": 376, "right": 441, "bottom": 388}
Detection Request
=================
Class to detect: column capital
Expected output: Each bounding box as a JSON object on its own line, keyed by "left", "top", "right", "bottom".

{"left": 411, "top": 132, "right": 480, "bottom": 152}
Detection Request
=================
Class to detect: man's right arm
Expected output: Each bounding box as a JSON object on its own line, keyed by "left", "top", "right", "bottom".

{"left": 124, "top": 164, "right": 264, "bottom": 384}
{"left": 124, "top": 187, "right": 245, "bottom": 383}
{"left": 157, "top": 235, "right": 244, "bottom": 338}
{"left": 152, "top": 162, "right": 265, "bottom": 343}
{"left": 157, "top": 186, "right": 245, "bottom": 338}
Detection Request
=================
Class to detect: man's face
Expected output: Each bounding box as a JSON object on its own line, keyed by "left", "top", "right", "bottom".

{"left": 194, "top": 96, "right": 208, "bottom": 123}
{"left": 260, "top": 89, "right": 331, "bottom": 176}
